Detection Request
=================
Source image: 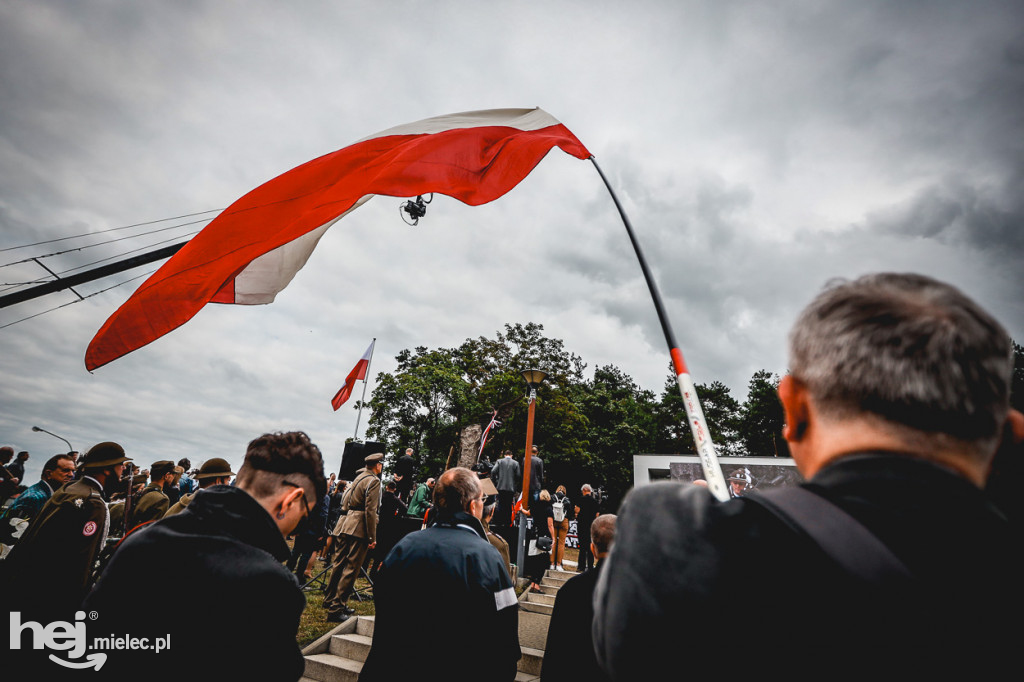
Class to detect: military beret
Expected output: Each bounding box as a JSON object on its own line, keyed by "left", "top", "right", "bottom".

{"left": 364, "top": 452, "right": 384, "bottom": 464}
{"left": 195, "top": 457, "right": 236, "bottom": 479}
{"left": 150, "top": 460, "right": 175, "bottom": 479}
{"left": 81, "top": 441, "right": 132, "bottom": 469}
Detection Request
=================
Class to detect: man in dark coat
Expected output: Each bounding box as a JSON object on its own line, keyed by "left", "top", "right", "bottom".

{"left": 359, "top": 467, "right": 521, "bottom": 682}
{"left": 593, "top": 273, "right": 1024, "bottom": 679}
{"left": 541, "top": 513, "right": 616, "bottom": 682}
{"left": 83, "top": 431, "right": 326, "bottom": 681}
{"left": 3, "top": 442, "right": 130, "bottom": 623}
{"left": 392, "top": 447, "right": 417, "bottom": 502}
{"left": 573, "top": 483, "right": 600, "bottom": 572}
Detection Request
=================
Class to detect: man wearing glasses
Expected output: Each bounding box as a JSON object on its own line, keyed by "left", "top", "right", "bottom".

{"left": 83, "top": 431, "right": 326, "bottom": 680}
{"left": 3, "top": 453, "right": 76, "bottom": 524}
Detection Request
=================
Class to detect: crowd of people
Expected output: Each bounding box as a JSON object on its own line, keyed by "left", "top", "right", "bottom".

{"left": 2, "top": 271, "right": 1022, "bottom": 680}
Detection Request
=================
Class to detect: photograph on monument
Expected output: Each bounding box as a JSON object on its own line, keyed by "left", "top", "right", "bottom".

{"left": 633, "top": 454, "right": 804, "bottom": 492}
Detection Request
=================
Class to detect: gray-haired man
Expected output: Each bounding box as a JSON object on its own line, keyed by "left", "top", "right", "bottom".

{"left": 593, "top": 273, "right": 1023, "bottom": 678}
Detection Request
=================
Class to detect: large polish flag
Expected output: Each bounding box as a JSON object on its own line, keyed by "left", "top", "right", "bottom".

{"left": 332, "top": 341, "right": 374, "bottom": 411}
{"left": 86, "top": 108, "right": 591, "bottom": 370}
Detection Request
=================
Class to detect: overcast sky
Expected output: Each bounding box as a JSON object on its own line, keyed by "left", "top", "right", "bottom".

{"left": 2, "top": 0, "right": 1022, "bottom": 484}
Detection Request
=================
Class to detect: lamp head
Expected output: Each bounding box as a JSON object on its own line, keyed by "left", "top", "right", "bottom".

{"left": 521, "top": 369, "right": 548, "bottom": 391}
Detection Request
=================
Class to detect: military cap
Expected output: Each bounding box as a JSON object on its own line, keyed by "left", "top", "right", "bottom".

{"left": 150, "top": 460, "right": 175, "bottom": 479}
{"left": 195, "top": 457, "right": 235, "bottom": 479}
{"left": 81, "top": 441, "right": 132, "bottom": 469}
{"left": 364, "top": 452, "right": 385, "bottom": 465}
{"left": 131, "top": 473, "right": 148, "bottom": 487}
{"left": 727, "top": 468, "right": 750, "bottom": 482}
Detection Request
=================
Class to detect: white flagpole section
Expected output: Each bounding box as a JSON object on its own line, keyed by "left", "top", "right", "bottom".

{"left": 352, "top": 338, "right": 376, "bottom": 441}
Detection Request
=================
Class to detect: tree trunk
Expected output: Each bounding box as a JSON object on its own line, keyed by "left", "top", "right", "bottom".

{"left": 457, "top": 423, "right": 483, "bottom": 470}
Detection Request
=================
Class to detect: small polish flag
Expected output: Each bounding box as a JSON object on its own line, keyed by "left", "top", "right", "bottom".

{"left": 331, "top": 341, "right": 374, "bottom": 411}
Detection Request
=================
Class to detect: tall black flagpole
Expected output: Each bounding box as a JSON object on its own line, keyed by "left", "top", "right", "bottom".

{"left": 590, "top": 157, "right": 729, "bottom": 501}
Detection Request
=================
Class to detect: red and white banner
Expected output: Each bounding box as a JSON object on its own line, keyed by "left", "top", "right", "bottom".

{"left": 331, "top": 341, "right": 374, "bottom": 411}
{"left": 86, "top": 108, "right": 591, "bottom": 370}
{"left": 478, "top": 410, "right": 501, "bottom": 457}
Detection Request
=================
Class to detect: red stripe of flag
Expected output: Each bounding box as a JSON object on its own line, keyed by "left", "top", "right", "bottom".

{"left": 85, "top": 108, "right": 590, "bottom": 370}
{"left": 331, "top": 341, "right": 374, "bottom": 411}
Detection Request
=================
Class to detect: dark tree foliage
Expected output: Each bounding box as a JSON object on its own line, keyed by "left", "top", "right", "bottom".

{"left": 362, "top": 323, "right": 588, "bottom": 483}
{"left": 654, "top": 370, "right": 743, "bottom": 457}
{"left": 737, "top": 370, "right": 790, "bottom": 458}
{"left": 363, "top": 322, "right": 790, "bottom": 511}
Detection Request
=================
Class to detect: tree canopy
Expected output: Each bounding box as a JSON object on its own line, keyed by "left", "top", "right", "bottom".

{"left": 362, "top": 322, "right": 789, "bottom": 510}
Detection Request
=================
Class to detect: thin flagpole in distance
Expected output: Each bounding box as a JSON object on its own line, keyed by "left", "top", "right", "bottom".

{"left": 590, "top": 157, "right": 729, "bottom": 501}
{"left": 353, "top": 338, "right": 376, "bottom": 441}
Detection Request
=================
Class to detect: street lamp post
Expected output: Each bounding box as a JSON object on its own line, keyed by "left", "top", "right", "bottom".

{"left": 31, "top": 425, "right": 73, "bottom": 453}
{"left": 516, "top": 369, "right": 547, "bottom": 574}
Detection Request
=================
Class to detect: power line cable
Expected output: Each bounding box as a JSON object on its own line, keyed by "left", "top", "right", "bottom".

{"left": 0, "top": 218, "right": 211, "bottom": 270}
{"left": 0, "top": 230, "right": 201, "bottom": 290}
{"left": 0, "top": 209, "right": 222, "bottom": 253}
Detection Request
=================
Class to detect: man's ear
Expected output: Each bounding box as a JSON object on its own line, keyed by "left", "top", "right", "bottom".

{"left": 778, "top": 375, "right": 810, "bottom": 443}
{"left": 1007, "top": 409, "right": 1024, "bottom": 444}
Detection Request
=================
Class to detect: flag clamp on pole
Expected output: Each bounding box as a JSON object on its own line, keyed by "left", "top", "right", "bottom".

{"left": 590, "top": 157, "right": 729, "bottom": 501}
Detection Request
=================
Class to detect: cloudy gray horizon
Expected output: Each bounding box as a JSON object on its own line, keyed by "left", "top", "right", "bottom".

{"left": 2, "top": 0, "right": 1022, "bottom": 485}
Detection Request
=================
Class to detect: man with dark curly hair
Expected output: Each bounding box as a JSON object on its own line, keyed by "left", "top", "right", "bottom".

{"left": 84, "top": 431, "right": 326, "bottom": 681}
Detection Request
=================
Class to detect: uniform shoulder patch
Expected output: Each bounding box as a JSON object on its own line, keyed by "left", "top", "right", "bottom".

{"left": 83, "top": 520, "right": 98, "bottom": 536}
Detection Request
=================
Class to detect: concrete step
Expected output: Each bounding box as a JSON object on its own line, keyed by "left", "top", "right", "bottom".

{"left": 515, "top": 672, "right": 540, "bottom": 682}
{"left": 520, "top": 599, "right": 553, "bottom": 616}
{"left": 518, "top": 609, "right": 552, "bottom": 650}
{"left": 518, "top": 646, "right": 544, "bottom": 676}
{"left": 303, "top": 652, "right": 362, "bottom": 682}
{"left": 524, "top": 590, "right": 556, "bottom": 605}
{"left": 328, "top": 632, "right": 372, "bottom": 662}
{"left": 355, "top": 616, "right": 375, "bottom": 638}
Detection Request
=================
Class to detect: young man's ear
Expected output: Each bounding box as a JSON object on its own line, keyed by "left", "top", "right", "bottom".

{"left": 1007, "top": 409, "right": 1024, "bottom": 444}
{"left": 778, "top": 375, "right": 810, "bottom": 443}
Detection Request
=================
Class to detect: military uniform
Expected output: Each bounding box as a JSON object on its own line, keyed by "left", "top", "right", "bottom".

{"left": 2, "top": 442, "right": 130, "bottom": 623}
{"left": 131, "top": 482, "right": 170, "bottom": 525}
{"left": 163, "top": 491, "right": 194, "bottom": 517}
{"left": 129, "top": 460, "right": 174, "bottom": 526}
{"left": 324, "top": 453, "right": 382, "bottom": 620}
{"left": 162, "top": 457, "right": 236, "bottom": 519}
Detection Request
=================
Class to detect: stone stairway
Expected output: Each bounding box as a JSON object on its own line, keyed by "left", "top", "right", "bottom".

{"left": 300, "top": 566, "right": 577, "bottom": 682}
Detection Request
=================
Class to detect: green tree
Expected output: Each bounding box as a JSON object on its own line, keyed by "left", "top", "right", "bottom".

{"left": 565, "top": 365, "right": 659, "bottom": 506}
{"left": 654, "top": 370, "right": 742, "bottom": 457}
{"left": 362, "top": 323, "right": 590, "bottom": 481}
{"left": 737, "top": 370, "right": 790, "bottom": 458}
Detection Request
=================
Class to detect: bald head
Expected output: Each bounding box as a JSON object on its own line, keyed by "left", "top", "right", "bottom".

{"left": 591, "top": 514, "right": 617, "bottom": 557}
{"left": 434, "top": 467, "right": 481, "bottom": 516}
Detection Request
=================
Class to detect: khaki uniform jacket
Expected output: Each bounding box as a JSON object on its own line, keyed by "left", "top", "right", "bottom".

{"left": 163, "top": 491, "right": 194, "bottom": 518}
{"left": 132, "top": 483, "right": 169, "bottom": 525}
{"left": 338, "top": 467, "right": 381, "bottom": 543}
{"left": 4, "top": 476, "right": 109, "bottom": 620}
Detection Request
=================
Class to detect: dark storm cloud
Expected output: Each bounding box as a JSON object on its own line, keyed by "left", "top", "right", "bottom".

{"left": 3, "top": 0, "right": 1024, "bottom": 485}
